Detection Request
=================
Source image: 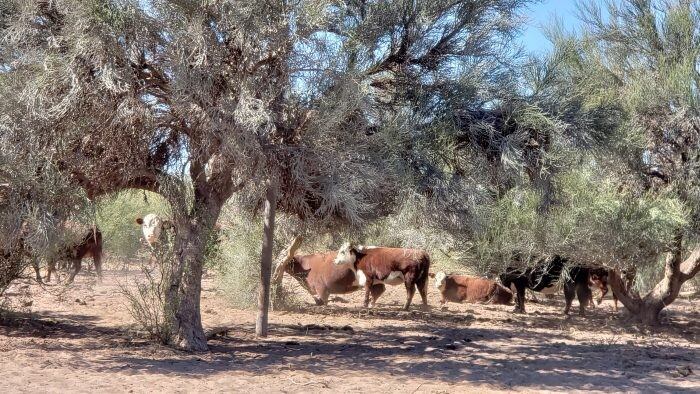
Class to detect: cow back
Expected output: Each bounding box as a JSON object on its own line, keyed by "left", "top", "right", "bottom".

{"left": 443, "top": 275, "right": 511, "bottom": 304}
{"left": 356, "top": 247, "right": 429, "bottom": 279}
{"left": 289, "top": 251, "right": 358, "bottom": 294}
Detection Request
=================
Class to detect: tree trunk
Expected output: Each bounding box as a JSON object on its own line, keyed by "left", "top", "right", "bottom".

{"left": 271, "top": 235, "right": 304, "bottom": 309}
{"left": 165, "top": 205, "right": 221, "bottom": 352}
{"left": 609, "top": 235, "right": 700, "bottom": 325}
{"left": 256, "top": 180, "right": 278, "bottom": 337}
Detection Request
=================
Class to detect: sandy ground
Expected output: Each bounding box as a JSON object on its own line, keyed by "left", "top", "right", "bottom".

{"left": 0, "top": 260, "right": 698, "bottom": 393}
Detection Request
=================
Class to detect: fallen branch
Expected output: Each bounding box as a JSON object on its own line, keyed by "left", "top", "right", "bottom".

{"left": 205, "top": 324, "right": 236, "bottom": 340}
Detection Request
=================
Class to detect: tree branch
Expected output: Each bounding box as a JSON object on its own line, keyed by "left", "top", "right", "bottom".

{"left": 680, "top": 244, "right": 700, "bottom": 282}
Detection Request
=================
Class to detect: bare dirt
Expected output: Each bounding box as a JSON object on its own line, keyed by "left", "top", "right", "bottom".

{"left": 1, "top": 260, "right": 698, "bottom": 393}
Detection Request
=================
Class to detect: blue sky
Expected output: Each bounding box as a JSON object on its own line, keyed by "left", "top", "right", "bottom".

{"left": 519, "top": 0, "right": 582, "bottom": 54}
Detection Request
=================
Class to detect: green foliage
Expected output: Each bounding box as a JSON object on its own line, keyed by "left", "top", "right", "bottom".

{"left": 95, "top": 190, "right": 169, "bottom": 258}
{"left": 212, "top": 206, "right": 263, "bottom": 308}
{"left": 464, "top": 161, "right": 688, "bottom": 290}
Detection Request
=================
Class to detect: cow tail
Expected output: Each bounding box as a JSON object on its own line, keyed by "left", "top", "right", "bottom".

{"left": 420, "top": 253, "right": 431, "bottom": 293}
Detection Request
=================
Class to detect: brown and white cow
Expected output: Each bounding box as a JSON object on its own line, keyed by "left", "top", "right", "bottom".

{"left": 285, "top": 251, "right": 385, "bottom": 306}
{"left": 45, "top": 227, "right": 103, "bottom": 284}
{"left": 333, "top": 243, "right": 431, "bottom": 310}
{"left": 433, "top": 272, "right": 513, "bottom": 305}
{"left": 588, "top": 268, "right": 635, "bottom": 312}
{"left": 135, "top": 213, "right": 173, "bottom": 247}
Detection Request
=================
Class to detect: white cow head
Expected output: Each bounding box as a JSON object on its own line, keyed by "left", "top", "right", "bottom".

{"left": 333, "top": 241, "right": 358, "bottom": 266}
{"left": 136, "top": 213, "right": 167, "bottom": 247}
{"left": 434, "top": 271, "right": 447, "bottom": 290}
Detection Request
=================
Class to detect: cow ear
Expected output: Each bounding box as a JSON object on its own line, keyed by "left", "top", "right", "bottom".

{"left": 136, "top": 217, "right": 143, "bottom": 225}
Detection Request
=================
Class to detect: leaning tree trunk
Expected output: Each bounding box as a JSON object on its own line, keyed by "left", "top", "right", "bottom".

{"left": 270, "top": 235, "right": 304, "bottom": 310}
{"left": 164, "top": 201, "right": 222, "bottom": 351}
{"left": 609, "top": 235, "right": 700, "bottom": 325}
{"left": 256, "top": 180, "right": 278, "bottom": 337}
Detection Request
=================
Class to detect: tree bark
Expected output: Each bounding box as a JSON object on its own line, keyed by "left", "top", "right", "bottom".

{"left": 164, "top": 202, "right": 222, "bottom": 352}
{"left": 256, "top": 180, "right": 278, "bottom": 337}
{"left": 609, "top": 235, "right": 700, "bottom": 325}
{"left": 271, "top": 235, "right": 303, "bottom": 298}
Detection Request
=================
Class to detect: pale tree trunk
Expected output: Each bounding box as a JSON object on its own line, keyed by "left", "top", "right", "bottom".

{"left": 256, "top": 180, "right": 278, "bottom": 337}
{"left": 609, "top": 234, "right": 700, "bottom": 325}
{"left": 270, "top": 235, "right": 304, "bottom": 309}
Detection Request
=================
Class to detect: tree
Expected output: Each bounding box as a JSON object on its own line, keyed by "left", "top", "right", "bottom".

{"left": 531, "top": 0, "right": 700, "bottom": 324}
{"left": 0, "top": 0, "right": 538, "bottom": 348}
{"left": 0, "top": 0, "right": 396, "bottom": 350}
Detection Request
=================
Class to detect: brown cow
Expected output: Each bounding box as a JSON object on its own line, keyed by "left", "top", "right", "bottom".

{"left": 588, "top": 268, "right": 635, "bottom": 312}
{"left": 286, "top": 251, "right": 385, "bottom": 306}
{"left": 433, "top": 272, "right": 512, "bottom": 305}
{"left": 45, "top": 227, "right": 103, "bottom": 284}
{"left": 333, "top": 243, "right": 430, "bottom": 310}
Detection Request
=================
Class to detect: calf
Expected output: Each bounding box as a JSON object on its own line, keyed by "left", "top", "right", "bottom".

{"left": 285, "top": 251, "right": 385, "bottom": 306}
{"left": 588, "top": 268, "right": 635, "bottom": 312}
{"left": 333, "top": 243, "right": 431, "bottom": 310}
{"left": 433, "top": 272, "right": 512, "bottom": 305}
{"left": 499, "top": 255, "right": 592, "bottom": 316}
{"left": 46, "top": 227, "right": 103, "bottom": 284}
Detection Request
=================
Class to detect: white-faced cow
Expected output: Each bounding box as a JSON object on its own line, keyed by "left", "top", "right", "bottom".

{"left": 135, "top": 213, "right": 173, "bottom": 247}
{"left": 433, "top": 272, "right": 513, "bottom": 306}
{"left": 333, "top": 243, "right": 431, "bottom": 310}
{"left": 285, "top": 251, "right": 385, "bottom": 306}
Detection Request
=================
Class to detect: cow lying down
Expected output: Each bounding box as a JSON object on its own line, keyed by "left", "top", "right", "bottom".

{"left": 433, "top": 272, "right": 513, "bottom": 305}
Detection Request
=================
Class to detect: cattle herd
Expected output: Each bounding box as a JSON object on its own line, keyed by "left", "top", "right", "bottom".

{"left": 285, "top": 240, "right": 621, "bottom": 317}
{"left": 18, "top": 213, "right": 622, "bottom": 317}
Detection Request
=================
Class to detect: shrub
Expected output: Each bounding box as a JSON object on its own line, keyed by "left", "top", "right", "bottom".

{"left": 119, "top": 237, "right": 175, "bottom": 343}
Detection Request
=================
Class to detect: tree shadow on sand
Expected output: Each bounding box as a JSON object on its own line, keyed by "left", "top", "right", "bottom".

{"left": 1, "top": 306, "right": 697, "bottom": 392}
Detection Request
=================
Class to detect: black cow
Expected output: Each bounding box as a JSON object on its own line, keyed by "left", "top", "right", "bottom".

{"left": 499, "top": 255, "right": 592, "bottom": 316}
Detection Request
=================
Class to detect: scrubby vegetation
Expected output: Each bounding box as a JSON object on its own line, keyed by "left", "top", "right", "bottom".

{"left": 1, "top": 0, "right": 699, "bottom": 348}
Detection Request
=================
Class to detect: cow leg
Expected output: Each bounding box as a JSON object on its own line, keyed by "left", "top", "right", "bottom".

{"left": 94, "top": 254, "right": 103, "bottom": 283}
{"left": 32, "top": 258, "right": 42, "bottom": 283}
{"left": 597, "top": 285, "right": 608, "bottom": 305}
{"left": 369, "top": 284, "right": 385, "bottom": 307}
{"left": 563, "top": 282, "right": 575, "bottom": 315}
{"left": 415, "top": 272, "right": 429, "bottom": 308}
{"left": 513, "top": 283, "right": 526, "bottom": 313}
{"left": 67, "top": 259, "right": 81, "bottom": 284}
{"left": 46, "top": 260, "right": 56, "bottom": 283}
{"left": 313, "top": 288, "right": 329, "bottom": 305}
{"left": 402, "top": 278, "right": 416, "bottom": 311}
{"left": 363, "top": 281, "right": 373, "bottom": 308}
{"left": 612, "top": 291, "right": 619, "bottom": 312}
{"left": 576, "top": 283, "right": 591, "bottom": 316}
